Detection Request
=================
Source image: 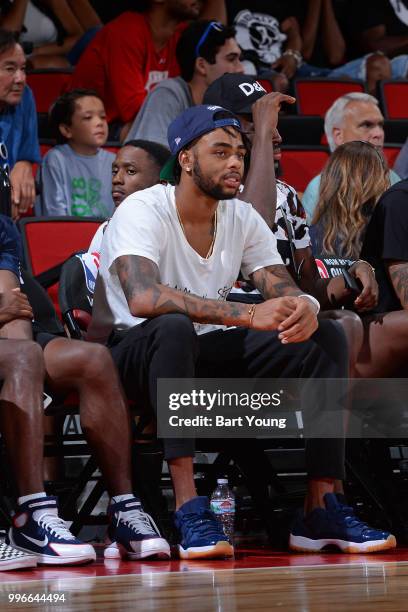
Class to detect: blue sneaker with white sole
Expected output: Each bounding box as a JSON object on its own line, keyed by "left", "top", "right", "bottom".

{"left": 7, "top": 496, "right": 96, "bottom": 565}
{"left": 104, "top": 497, "right": 170, "bottom": 560}
{"left": 174, "top": 496, "right": 234, "bottom": 560}
{"left": 289, "top": 492, "right": 396, "bottom": 553}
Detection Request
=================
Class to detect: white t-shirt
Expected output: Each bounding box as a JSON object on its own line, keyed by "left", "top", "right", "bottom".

{"left": 88, "top": 221, "right": 108, "bottom": 255}
{"left": 89, "top": 183, "right": 283, "bottom": 342}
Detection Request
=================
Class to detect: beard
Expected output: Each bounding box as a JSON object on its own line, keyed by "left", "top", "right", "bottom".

{"left": 192, "top": 158, "right": 239, "bottom": 201}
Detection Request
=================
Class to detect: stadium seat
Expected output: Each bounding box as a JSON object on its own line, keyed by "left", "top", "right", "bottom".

{"left": 380, "top": 80, "right": 408, "bottom": 119}
{"left": 278, "top": 116, "right": 324, "bottom": 145}
{"left": 18, "top": 216, "right": 104, "bottom": 316}
{"left": 383, "top": 144, "right": 402, "bottom": 169}
{"left": 294, "top": 78, "right": 366, "bottom": 116}
{"left": 27, "top": 68, "right": 73, "bottom": 113}
{"left": 279, "top": 146, "right": 330, "bottom": 192}
{"left": 384, "top": 119, "right": 408, "bottom": 144}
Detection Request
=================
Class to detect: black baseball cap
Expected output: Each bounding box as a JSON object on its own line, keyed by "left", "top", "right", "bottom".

{"left": 203, "top": 74, "right": 268, "bottom": 115}
{"left": 161, "top": 104, "right": 242, "bottom": 183}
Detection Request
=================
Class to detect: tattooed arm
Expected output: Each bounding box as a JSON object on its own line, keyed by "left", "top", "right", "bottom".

{"left": 115, "top": 254, "right": 306, "bottom": 336}
{"left": 388, "top": 261, "right": 408, "bottom": 308}
{"left": 250, "top": 263, "right": 303, "bottom": 298}
{"left": 249, "top": 263, "right": 319, "bottom": 342}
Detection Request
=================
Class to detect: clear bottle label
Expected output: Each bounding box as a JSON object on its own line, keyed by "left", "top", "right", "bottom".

{"left": 211, "top": 499, "right": 235, "bottom": 514}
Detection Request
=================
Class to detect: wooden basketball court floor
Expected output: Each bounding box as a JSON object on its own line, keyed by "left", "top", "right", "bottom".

{"left": 1, "top": 546, "right": 408, "bottom": 611}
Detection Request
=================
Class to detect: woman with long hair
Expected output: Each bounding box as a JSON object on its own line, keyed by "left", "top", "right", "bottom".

{"left": 310, "top": 140, "right": 390, "bottom": 260}
{"left": 310, "top": 140, "right": 408, "bottom": 379}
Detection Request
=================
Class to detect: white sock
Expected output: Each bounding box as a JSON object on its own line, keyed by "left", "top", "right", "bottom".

{"left": 112, "top": 494, "right": 136, "bottom": 504}
{"left": 18, "top": 492, "right": 47, "bottom": 506}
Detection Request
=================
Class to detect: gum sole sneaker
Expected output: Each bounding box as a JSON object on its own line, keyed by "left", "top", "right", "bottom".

{"left": 178, "top": 540, "right": 233, "bottom": 560}
{"left": 289, "top": 492, "right": 396, "bottom": 554}
{"left": 175, "top": 496, "right": 234, "bottom": 560}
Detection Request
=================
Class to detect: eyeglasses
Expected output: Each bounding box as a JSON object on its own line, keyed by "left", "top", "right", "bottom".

{"left": 195, "top": 21, "right": 224, "bottom": 58}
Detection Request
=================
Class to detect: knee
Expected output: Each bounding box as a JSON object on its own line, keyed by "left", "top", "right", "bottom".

{"left": 336, "top": 311, "right": 364, "bottom": 350}
{"left": 366, "top": 53, "right": 392, "bottom": 81}
{"left": 76, "top": 342, "right": 114, "bottom": 384}
{"left": 10, "top": 341, "right": 45, "bottom": 379}
{"left": 153, "top": 314, "right": 196, "bottom": 343}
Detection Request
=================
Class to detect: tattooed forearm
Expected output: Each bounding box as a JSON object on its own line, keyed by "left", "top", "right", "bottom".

{"left": 250, "top": 264, "right": 302, "bottom": 299}
{"left": 389, "top": 262, "right": 408, "bottom": 308}
{"left": 115, "top": 255, "right": 249, "bottom": 326}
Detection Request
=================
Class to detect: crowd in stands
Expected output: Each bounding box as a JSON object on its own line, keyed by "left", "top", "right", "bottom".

{"left": 0, "top": 0, "right": 406, "bottom": 571}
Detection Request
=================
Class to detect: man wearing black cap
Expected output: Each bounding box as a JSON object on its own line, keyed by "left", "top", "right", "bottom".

{"left": 90, "top": 104, "right": 394, "bottom": 559}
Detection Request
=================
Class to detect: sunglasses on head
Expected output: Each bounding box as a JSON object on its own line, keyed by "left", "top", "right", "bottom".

{"left": 195, "top": 21, "right": 224, "bottom": 58}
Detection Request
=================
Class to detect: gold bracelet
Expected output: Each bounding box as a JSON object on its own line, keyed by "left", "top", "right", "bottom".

{"left": 352, "top": 259, "right": 375, "bottom": 274}
{"left": 248, "top": 304, "right": 256, "bottom": 328}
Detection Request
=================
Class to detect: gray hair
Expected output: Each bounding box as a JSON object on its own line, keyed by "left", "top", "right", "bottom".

{"left": 324, "top": 92, "right": 380, "bottom": 152}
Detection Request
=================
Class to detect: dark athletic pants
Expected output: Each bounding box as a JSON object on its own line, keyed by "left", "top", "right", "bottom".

{"left": 110, "top": 314, "right": 348, "bottom": 481}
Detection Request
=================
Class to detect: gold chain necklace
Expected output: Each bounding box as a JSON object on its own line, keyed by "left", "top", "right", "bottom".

{"left": 175, "top": 204, "right": 218, "bottom": 260}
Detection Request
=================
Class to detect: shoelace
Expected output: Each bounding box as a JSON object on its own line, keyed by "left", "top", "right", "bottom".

{"left": 116, "top": 508, "right": 160, "bottom": 536}
{"left": 336, "top": 505, "right": 375, "bottom": 533}
{"left": 180, "top": 510, "right": 225, "bottom": 539}
{"left": 37, "top": 512, "right": 76, "bottom": 540}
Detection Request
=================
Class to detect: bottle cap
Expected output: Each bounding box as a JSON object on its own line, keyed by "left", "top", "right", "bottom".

{"left": 217, "top": 478, "right": 228, "bottom": 484}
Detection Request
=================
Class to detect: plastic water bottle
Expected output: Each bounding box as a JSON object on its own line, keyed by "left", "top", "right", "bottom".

{"left": 210, "top": 478, "right": 235, "bottom": 541}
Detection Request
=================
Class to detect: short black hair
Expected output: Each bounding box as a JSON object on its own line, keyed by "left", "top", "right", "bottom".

{"left": 124, "top": 139, "right": 171, "bottom": 170}
{"left": 176, "top": 20, "right": 237, "bottom": 82}
{"left": 0, "top": 28, "right": 19, "bottom": 57}
{"left": 49, "top": 88, "right": 105, "bottom": 143}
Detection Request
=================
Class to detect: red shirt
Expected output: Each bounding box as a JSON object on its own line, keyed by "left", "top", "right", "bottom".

{"left": 72, "top": 11, "right": 184, "bottom": 124}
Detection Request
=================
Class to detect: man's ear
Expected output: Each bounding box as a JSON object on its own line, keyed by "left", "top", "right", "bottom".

{"left": 179, "top": 149, "right": 193, "bottom": 173}
{"left": 195, "top": 56, "right": 208, "bottom": 78}
{"left": 58, "top": 123, "right": 72, "bottom": 140}
{"left": 332, "top": 127, "right": 343, "bottom": 148}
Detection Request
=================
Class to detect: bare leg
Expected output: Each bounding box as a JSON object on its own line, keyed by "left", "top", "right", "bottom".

{"left": 0, "top": 340, "right": 45, "bottom": 495}
{"left": 168, "top": 457, "right": 197, "bottom": 510}
{"left": 357, "top": 311, "right": 408, "bottom": 377}
{"left": 43, "top": 338, "right": 133, "bottom": 496}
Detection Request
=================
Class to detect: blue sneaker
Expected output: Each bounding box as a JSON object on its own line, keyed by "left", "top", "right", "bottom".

{"left": 289, "top": 492, "right": 397, "bottom": 553}
{"left": 174, "top": 496, "right": 234, "bottom": 560}
{"left": 104, "top": 497, "right": 170, "bottom": 560}
{"left": 7, "top": 496, "right": 96, "bottom": 565}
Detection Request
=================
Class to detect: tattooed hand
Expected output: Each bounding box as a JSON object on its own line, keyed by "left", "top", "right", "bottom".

{"left": 276, "top": 296, "right": 319, "bottom": 343}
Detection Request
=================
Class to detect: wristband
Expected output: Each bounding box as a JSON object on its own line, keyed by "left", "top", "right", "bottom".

{"left": 282, "top": 49, "right": 303, "bottom": 68}
{"left": 298, "top": 294, "right": 320, "bottom": 314}
{"left": 350, "top": 259, "right": 375, "bottom": 275}
{"left": 248, "top": 303, "right": 256, "bottom": 327}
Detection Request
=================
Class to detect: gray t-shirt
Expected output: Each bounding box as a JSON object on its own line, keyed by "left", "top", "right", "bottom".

{"left": 125, "top": 76, "right": 193, "bottom": 147}
{"left": 36, "top": 144, "right": 115, "bottom": 218}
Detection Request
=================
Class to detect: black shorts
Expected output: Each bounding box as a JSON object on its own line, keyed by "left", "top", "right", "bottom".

{"left": 33, "top": 331, "right": 64, "bottom": 350}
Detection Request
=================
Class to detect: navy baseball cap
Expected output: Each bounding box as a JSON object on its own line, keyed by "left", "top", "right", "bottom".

{"left": 161, "top": 104, "right": 243, "bottom": 183}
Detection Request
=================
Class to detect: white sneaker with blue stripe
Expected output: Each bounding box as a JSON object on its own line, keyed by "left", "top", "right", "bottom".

{"left": 104, "top": 497, "right": 170, "bottom": 560}
{"left": 7, "top": 496, "right": 96, "bottom": 565}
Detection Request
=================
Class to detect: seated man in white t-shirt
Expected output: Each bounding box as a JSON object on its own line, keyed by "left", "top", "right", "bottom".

{"left": 90, "top": 105, "right": 394, "bottom": 560}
